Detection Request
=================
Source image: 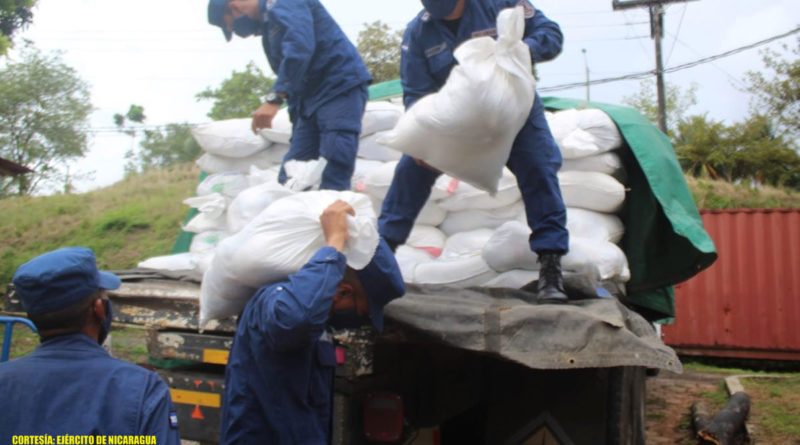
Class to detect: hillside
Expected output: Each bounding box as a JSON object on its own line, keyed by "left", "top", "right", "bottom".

{"left": 1, "top": 163, "right": 798, "bottom": 289}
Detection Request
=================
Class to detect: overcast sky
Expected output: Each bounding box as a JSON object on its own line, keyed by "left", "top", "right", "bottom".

{"left": 9, "top": 0, "right": 800, "bottom": 193}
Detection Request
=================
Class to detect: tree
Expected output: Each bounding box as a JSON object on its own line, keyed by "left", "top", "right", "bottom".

{"left": 622, "top": 80, "right": 698, "bottom": 139}
{"left": 196, "top": 61, "right": 274, "bottom": 120}
{"left": 0, "top": 42, "right": 92, "bottom": 197}
{"left": 744, "top": 36, "right": 800, "bottom": 142}
{"left": 673, "top": 114, "right": 729, "bottom": 179}
{"left": 0, "top": 0, "right": 36, "bottom": 56}
{"left": 357, "top": 21, "right": 403, "bottom": 83}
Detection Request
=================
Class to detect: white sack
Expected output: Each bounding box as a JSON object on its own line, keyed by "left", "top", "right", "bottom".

{"left": 439, "top": 201, "right": 525, "bottom": 236}
{"left": 440, "top": 228, "right": 495, "bottom": 259}
{"left": 394, "top": 245, "right": 435, "bottom": 283}
{"left": 358, "top": 131, "right": 403, "bottom": 162}
{"left": 545, "top": 109, "right": 578, "bottom": 145}
{"left": 414, "top": 255, "right": 498, "bottom": 288}
{"left": 416, "top": 200, "right": 448, "bottom": 227}
{"left": 559, "top": 171, "right": 626, "bottom": 213}
{"left": 362, "top": 160, "right": 399, "bottom": 200}
{"left": 190, "top": 230, "right": 230, "bottom": 254}
{"left": 137, "top": 253, "right": 202, "bottom": 281}
{"left": 265, "top": 143, "right": 290, "bottom": 164}
{"left": 247, "top": 165, "right": 281, "bottom": 186}
{"left": 437, "top": 170, "right": 520, "bottom": 211}
{"left": 226, "top": 182, "right": 295, "bottom": 233}
{"left": 483, "top": 269, "right": 539, "bottom": 289}
{"left": 200, "top": 191, "right": 379, "bottom": 326}
{"left": 283, "top": 158, "right": 327, "bottom": 191}
{"left": 406, "top": 225, "right": 446, "bottom": 258}
{"left": 191, "top": 118, "right": 271, "bottom": 158}
{"left": 361, "top": 101, "right": 404, "bottom": 137}
{"left": 352, "top": 159, "right": 385, "bottom": 193}
{"left": 377, "top": 6, "right": 536, "bottom": 194}
{"left": 563, "top": 237, "right": 630, "bottom": 283}
{"left": 566, "top": 207, "right": 625, "bottom": 244}
{"left": 258, "top": 108, "right": 292, "bottom": 144}
{"left": 482, "top": 221, "right": 539, "bottom": 272}
{"left": 196, "top": 172, "right": 249, "bottom": 198}
{"left": 196, "top": 150, "right": 278, "bottom": 174}
{"left": 561, "top": 151, "right": 623, "bottom": 176}
{"left": 182, "top": 193, "right": 229, "bottom": 233}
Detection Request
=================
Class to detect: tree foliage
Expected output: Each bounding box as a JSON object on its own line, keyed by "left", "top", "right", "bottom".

{"left": 0, "top": 0, "right": 36, "bottom": 56}
{"left": 622, "top": 80, "right": 697, "bottom": 138}
{"left": 126, "top": 124, "right": 202, "bottom": 174}
{"left": 196, "top": 61, "right": 274, "bottom": 121}
{"left": 0, "top": 43, "right": 92, "bottom": 197}
{"left": 744, "top": 36, "right": 800, "bottom": 141}
{"left": 357, "top": 21, "right": 403, "bottom": 84}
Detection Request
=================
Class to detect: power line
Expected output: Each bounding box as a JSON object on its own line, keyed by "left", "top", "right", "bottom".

{"left": 539, "top": 26, "right": 800, "bottom": 93}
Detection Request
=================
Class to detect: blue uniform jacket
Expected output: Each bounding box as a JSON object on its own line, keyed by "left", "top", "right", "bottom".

{"left": 220, "top": 246, "right": 345, "bottom": 445}
{"left": 0, "top": 333, "right": 180, "bottom": 443}
{"left": 260, "top": 0, "right": 371, "bottom": 118}
{"left": 401, "top": 0, "right": 562, "bottom": 108}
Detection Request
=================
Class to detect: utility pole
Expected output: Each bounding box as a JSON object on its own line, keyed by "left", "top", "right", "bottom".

{"left": 612, "top": 0, "right": 698, "bottom": 135}
{"left": 582, "top": 48, "right": 590, "bottom": 103}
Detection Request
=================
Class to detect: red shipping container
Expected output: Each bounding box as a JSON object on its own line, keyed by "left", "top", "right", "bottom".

{"left": 663, "top": 208, "right": 800, "bottom": 361}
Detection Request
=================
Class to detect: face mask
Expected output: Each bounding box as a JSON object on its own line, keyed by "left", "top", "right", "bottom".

{"left": 98, "top": 300, "right": 113, "bottom": 345}
{"left": 329, "top": 307, "right": 366, "bottom": 330}
{"left": 233, "top": 15, "right": 261, "bottom": 38}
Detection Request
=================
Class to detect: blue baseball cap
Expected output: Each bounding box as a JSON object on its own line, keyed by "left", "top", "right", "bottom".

{"left": 208, "top": 0, "right": 232, "bottom": 42}
{"left": 421, "top": 0, "right": 461, "bottom": 19}
{"left": 356, "top": 239, "right": 405, "bottom": 332}
{"left": 13, "top": 247, "right": 121, "bottom": 316}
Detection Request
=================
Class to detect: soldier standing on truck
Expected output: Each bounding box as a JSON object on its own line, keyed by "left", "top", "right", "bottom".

{"left": 378, "top": 0, "right": 571, "bottom": 302}
{"left": 219, "top": 200, "right": 405, "bottom": 444}
{"left": 0, "top": 247, "right": 181, "bottom": 445}
{"left": 207, "top": 0, "right": 372, "bottom": 191}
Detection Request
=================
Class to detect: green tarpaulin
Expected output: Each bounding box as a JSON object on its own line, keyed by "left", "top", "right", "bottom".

{"left": 172, "top": 80, "right": 717, "bottom": 321}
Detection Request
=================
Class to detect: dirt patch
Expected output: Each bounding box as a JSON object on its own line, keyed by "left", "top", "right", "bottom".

{"left": 645, "top": 371, "right": 725, "bottom": 445}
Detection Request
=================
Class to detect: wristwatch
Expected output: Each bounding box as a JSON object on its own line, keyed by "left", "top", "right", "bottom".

{"left": 264, "top": 91, "right": 285, "bottom": 106}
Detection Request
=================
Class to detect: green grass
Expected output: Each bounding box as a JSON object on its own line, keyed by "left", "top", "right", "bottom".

{"left": 744, "top": 375, "right": 800, "bottom": 442}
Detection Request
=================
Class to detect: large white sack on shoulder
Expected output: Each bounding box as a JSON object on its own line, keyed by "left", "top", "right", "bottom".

{"left": 191, "top": 118, "right": 272, "bottom": 158}
{"left": 481, "top": 221, "right": 539, "bottom": 272}
{"left": 362, "top": 101, "right": 404, "bottom": 137}
{"left": 563, "top": 237, "right": 630, "bottom": 282}
{"left": 559, "top": 171, "right": 626, "bottom": 213}
{"left": 227, "top": 182, "right": 295, "bottom": 233}
{"left": 358, "top": 131, "right": 403, "bottom": 162}
{"left": 561, "top": 151, "right": 623, "bottom": 176}
{"left": 439, "top": 201, "right": 525, "bottom": 236}
{"left": 352, "top": 159, "right": 385, "bottom": 194}
{"left": 199, "top": 262, "right": 257, "bottom": 328}
{"left": 545, "top": 109, "right": 579, "bottom": 146}
{"left": 196, "top": 150, "right": 277, "bottom": 174}
{"left": 482, "top": 269, "right": 539, "bottom": 289}
{"left": 363, "top": 160, "right": 398, "bottom": 200}
{"left": 576, "top": 109, "right": 622, "bottom": 152}
{"left": 441, "top": 228, "right": 495, "bottom": 259}
{"left": 283, "top": 158, "right": 327, "bottom": 191}
{"left": 395, "top": 245, "right": 435, "bottom": 283}
{"left": 377, "top": 6, "right": 536, "bottom": 194}
{"left": 406, "top": 225, "right": 446, "bottom": 258}
{"left": 414, "top": 255, "right": 498, "bottom": 288}
{"left": 257, "top": 107, "right": 292, "bottom": 144}
{"left": 196, "top": 172, "right": 249, "bottom": 198}
{"left": 138, "top": 253, "right": 202, "bottom": 281}
{"left": 219, "top": 191, "right": 379, "bottom": 289}
{"left": 566, "top": 207, "right": 625, "bottom": 244}
{"left": 438, "top": 170, "right": 520, "bottom": 211}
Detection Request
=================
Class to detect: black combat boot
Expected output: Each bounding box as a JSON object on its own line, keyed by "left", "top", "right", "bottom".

{"left": 537, "top": 252, "right": 568, "bottom": 304}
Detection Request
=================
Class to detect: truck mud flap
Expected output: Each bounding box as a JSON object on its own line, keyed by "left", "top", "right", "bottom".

{"left": 157, "top": 369, "right": 225, "bottom": 444}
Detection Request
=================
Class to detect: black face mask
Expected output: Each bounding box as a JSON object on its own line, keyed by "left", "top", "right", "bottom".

{"left": 97, "top": 300, "right": 113, "bottom": 345}
{"left": 328, "top": 307, "right": 366, "bottom": 330}
{"left": 233, "top": 15, "right": 261, "bottom": 37}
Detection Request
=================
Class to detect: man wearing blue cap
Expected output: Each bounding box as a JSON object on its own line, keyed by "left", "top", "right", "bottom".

{"left": 0, "top": 247, "right": 181, "bottom": 444}
{"left": 220, "top": 200, "right": 405, "bottom": 444}
{"left": 207, "top": 0, "right": 372, "bottom": 191}
{"left": 379, "top": 0, "right": 571, "bottom": 303}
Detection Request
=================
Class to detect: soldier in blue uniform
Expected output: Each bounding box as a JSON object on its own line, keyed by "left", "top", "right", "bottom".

{"left": 379, "top": 0, "right": 571, "bottom": 302}
{"left": 219, "top": 200, "right": 405, "bottom": 444}
{"left": 0, "top": 247, "right": 181, "bottom": 444}
{"left": 208, "top": 0, "right": 372, "bottom": 191}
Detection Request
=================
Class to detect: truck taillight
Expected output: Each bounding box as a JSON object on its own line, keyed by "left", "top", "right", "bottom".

{"left": 363, "top": 392, "right": 403, "bottom": 443}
